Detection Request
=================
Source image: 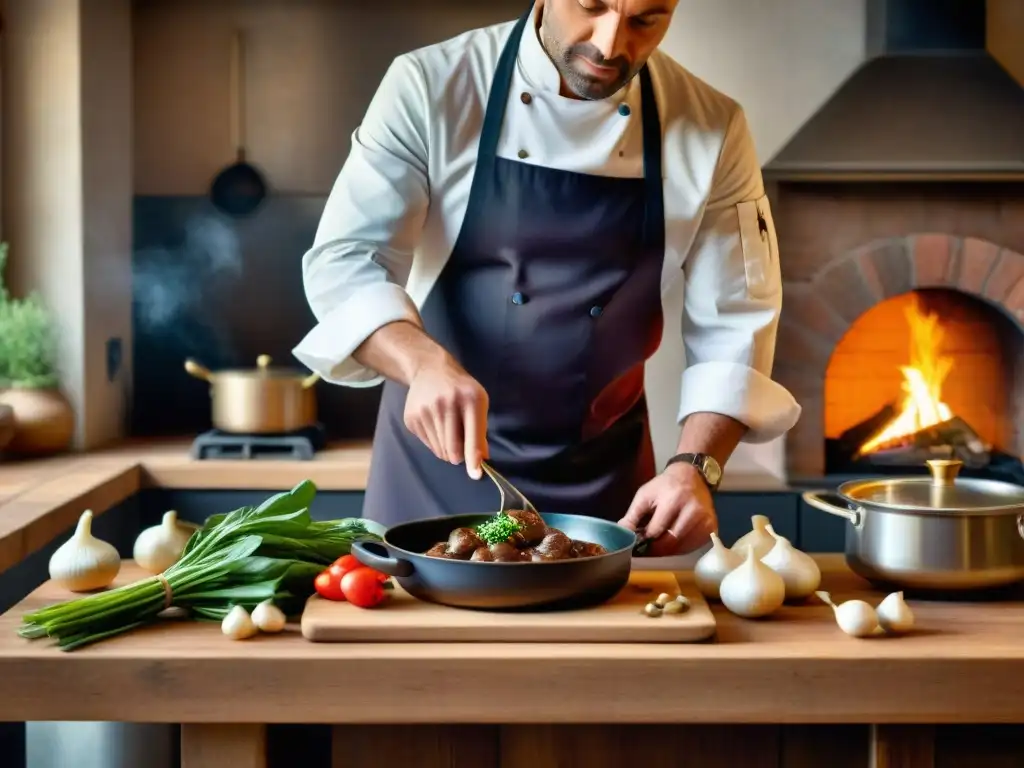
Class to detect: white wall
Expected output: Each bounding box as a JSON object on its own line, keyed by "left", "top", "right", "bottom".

{"left": 645, "top": 0, "right": 867, "bottom": 477}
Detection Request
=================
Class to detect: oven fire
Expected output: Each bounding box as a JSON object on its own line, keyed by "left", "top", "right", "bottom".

{"left": 829, "top": 290, "right": 1004, "bottom": 475}
{"left": 856, "top": 295, "right": 959, "bottom": 458}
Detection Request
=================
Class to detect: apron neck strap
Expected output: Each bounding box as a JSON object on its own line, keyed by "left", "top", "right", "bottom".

{"left": 478, "top": 8, "right": 665, "bottom": 246}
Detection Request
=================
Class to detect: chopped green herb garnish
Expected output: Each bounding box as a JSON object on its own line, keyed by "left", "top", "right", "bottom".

{"left": 476, "top": 512, "right": 521, "bottom": 545}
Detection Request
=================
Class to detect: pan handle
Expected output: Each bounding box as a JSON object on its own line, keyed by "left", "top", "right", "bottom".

{"left": 802, "top": 490, "right": 862, "bottom": 526}
{"left": 184, "top": 359, "right": 213, "bottom": 382}
{"left": 351, "top": 540, "right": 414, "bottom": 578}
{"left": 632, "top": 531, "right": 654, "bottom": 557}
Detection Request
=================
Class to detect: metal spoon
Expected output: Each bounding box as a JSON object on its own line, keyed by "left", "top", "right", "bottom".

{"left": 480, "top": 461, "right": 538, "bottom": 515}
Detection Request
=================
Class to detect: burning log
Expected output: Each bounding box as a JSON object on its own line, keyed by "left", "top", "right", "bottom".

{"left": 836, "top": 404, "right": 897, "bottom": 458}
{"left": 840, "top": 407, "right": 991, "bottom": 469}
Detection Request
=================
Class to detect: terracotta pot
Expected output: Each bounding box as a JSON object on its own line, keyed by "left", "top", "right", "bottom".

{"left": 0, "top": 388, "right": 75, "bottom": 455}
{"left": 0, "top": 404, "right": 14, "bottom": 453}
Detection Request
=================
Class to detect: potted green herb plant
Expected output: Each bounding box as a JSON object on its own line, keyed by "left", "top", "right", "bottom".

{"left": 0, "top": 242, "right": 74, "bottom": 455}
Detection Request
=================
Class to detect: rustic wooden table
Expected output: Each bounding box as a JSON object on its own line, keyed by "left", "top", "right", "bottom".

{"left": 1, "top": 558, "right": 1022, "bottom": 767}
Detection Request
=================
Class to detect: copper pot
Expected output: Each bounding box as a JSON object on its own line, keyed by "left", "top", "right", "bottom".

{"left": 184, "top": 355, "right": 319, "bottom": 434}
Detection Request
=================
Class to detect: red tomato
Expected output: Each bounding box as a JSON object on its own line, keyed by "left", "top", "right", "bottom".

{"left": 340, "top": 567, "right": 388, "bottom": 608}
{"left": 314, "top": 570, "right": 345, "bottom": 601}
{"left": 332, "top": 554, "right": 362, "bottom": 574}
{"left": 332, "top": 554, "right": 389, "bottom": 583}
{"left": 327, "top": 563, "right": 346, "bottom": 581}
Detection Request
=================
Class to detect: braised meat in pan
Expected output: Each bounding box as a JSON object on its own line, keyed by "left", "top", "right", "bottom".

{"left": 423, "top": 510, "right": 608, "bottom": 562}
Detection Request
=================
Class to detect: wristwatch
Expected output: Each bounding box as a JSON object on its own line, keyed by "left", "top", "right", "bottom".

{"left": 665, "top": 453, "right": 722, "bottom": 491}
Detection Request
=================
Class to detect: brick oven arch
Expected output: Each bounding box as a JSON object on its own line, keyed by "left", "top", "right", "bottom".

{"left": 776, "top": 234, "right": 1024, "bottom": 476}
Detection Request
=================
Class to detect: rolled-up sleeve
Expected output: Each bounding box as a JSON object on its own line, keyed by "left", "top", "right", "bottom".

{"left": 292, "top": 55, "right": 429, "bottom": 386}
{"left": 677, "top": 108, "right": 801, "bottom": 443}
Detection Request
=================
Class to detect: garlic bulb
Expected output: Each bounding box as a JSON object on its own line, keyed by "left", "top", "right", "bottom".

{"left": 730, "top": 515, "right": 775, "bottom": 559}
{"left": 876, "top": 591, "right": 915, "bottom": 634}
{"left": 221, "top": 605, "right": 258, "bottom": 640}
{"left": 133, "top": 510, "right": 194, "bottom": 574}
{"left": 719, "top": 545, "right": 786, "bottom": 618}
{"left": 251, "top": 600, "right": 286, "bottom": 633}
{"left": 48, "top": 510, "right": 121, "bottom": 592}
{"left": 760, "top": 524, "right": 821, "bottom": 601}
{"left": 817, "top": 591, "right": 878, "bottom": 638}
{"left": 694, "top": 532, "right": 743, "bottom": 599}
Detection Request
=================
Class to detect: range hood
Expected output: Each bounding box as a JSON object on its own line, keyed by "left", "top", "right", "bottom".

{"left": 764, "top": 0, "right": 1024, "bottom": 182}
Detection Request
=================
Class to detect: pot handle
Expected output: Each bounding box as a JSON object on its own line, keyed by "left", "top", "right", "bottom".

{"left": 1018, "top": 513, "right": 1023, "bottom": 542}
{"left": 351, "top": 540, "right": 414, "bottom": 578}
{"left": 802, "top": 490, "right": 862, "bottom": 526}
{"left": 184, "top": 359, "right": 213, "bottom": 382}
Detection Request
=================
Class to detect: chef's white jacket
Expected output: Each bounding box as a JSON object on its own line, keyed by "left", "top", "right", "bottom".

{"left": 293, "top": 8, "right": 801, "bottom": 444}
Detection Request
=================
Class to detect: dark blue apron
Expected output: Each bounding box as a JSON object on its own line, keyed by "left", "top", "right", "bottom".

{"left": 363, "top": 8, "right": 666, "bottom": 527}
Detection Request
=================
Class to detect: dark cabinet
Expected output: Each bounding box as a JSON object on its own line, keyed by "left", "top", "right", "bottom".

{"left": 714, "top": 493, "right": 799, "bottom": 549}
{"left": 799, "top": 498, "right": 847, "bottom": 553}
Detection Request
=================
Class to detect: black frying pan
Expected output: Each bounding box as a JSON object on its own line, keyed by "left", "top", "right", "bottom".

{"left": 210, "top": 30, "right": 267, "bottom": 217}
{"left": 351, "top": 512, "right": 639, "bottom": 611}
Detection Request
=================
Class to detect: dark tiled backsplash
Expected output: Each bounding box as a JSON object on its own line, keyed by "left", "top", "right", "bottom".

{"left": 131, "top": 195, "right": 381, "bottom": 439}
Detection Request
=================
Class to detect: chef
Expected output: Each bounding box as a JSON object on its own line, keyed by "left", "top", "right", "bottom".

{"left": 293, "top": 0, "right": 801, "bottom": 556}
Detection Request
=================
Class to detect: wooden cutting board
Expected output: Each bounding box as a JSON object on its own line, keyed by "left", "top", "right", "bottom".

{"left": 300, "top": 570, "right": 716, "bottom": 643}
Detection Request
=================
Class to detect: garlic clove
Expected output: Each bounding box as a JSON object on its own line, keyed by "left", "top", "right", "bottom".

{"left": 133, "top": 510, "right": 195, "bottom": 575}
{"left": 222, "top": 605, "right": 258, "bottom": 640}
{"left": 718, "top": 545, "right": 786, "bottom": 619}
{"left": 730, "top": 515, "right": 775, "bottom": 559}
{"left": 761, "top": 524, "right": 822, "bottom": 601}
{"left": 48, "top": 510, "right": 121, "bottom": 592}
{"left": 815, "top": 590, "right": 836, "bottom": 608}
{"left": 694, "top": 532, "right": 743, "bottom": 600}
{"left": 876, "top": 591, "right": 915, "bottom": 634}
{"left": 251, "top": 600, "right": 287, "bottom": 633}
{"left": 820, "top": 592, "right": 879, "bottom": 638}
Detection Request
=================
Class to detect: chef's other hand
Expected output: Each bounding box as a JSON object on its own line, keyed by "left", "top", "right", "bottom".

{"left": 404, "top": 356, "right": 489, "bottom": 479}
{"left": 618, "top": 464, "right": 718, "bottom": 557}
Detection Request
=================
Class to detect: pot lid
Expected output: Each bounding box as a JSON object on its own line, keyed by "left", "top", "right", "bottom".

{"left": 218, "top": 355, "right": 316, "bottom": 380}
{"left": 839, "top": 460, "right": 1024, "bottom": 514}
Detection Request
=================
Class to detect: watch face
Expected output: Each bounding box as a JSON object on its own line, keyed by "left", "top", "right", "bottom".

{"left": 701, "top": 455, "right": 722, "bottom": 487}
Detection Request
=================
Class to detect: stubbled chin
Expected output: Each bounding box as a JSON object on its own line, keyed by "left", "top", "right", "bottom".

{"left": 565, "top": 75, "right": 614, "bottom": 100}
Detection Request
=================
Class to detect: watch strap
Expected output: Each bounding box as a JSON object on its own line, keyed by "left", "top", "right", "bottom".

{"left": 665, "top": 452, "right": 722, "bottom": 491}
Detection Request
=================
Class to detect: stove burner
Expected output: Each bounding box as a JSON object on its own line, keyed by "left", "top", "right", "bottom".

{"left": 190, "top": 423, "right": 327, "bottom": 461}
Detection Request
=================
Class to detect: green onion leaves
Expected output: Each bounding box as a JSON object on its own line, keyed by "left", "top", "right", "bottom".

{"left": 18, "top": 480, "right": 380, "bottom": 651}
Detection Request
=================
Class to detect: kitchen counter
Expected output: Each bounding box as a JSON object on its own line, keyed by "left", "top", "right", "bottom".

{"left": 0, "top": 558, "right": 1022, "bottom": 767}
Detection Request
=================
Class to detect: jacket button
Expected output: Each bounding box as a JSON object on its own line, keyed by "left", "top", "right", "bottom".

{"left": 589, "top": 305, "right": 603, "bottom": 317}
{"left": 511, "top": 292, "right": 526, "bottom": 305}
{"left": 618, "top": 103, "right": 631, "bottom": 117}
{"left": 521, "top": 92, "right": 532, "bottom": 105}
{"left": 517, "top": 149, "right": 529, "bottom": 159}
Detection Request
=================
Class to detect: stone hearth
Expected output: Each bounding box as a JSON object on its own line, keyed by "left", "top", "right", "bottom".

{"left": 769, "top": 182, "right": 1024, "bottom": 477}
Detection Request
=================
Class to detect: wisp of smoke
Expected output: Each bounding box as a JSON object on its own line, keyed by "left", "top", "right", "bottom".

{"left": 133, "top": 211, "right": 243, "bottom": 333}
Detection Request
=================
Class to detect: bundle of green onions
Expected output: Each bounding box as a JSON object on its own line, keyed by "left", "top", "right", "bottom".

{"left": 18, "top": 480, "right": 380, "bottom": 651}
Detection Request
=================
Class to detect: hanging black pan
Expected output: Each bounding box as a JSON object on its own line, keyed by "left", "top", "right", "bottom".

{"left": 210, "top": 30, "right": 267, "bottom": 217}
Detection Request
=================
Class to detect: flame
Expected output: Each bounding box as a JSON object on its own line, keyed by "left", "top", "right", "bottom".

{"left": 856, "top": 294, "right": 954, "bottom": 456}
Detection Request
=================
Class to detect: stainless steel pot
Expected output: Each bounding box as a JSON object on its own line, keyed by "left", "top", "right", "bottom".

{"left": 803, "top": 459, "right": 1024, "bottom": 592}
{"left": 184, "top": 354, "right": 319, "bottom": 434}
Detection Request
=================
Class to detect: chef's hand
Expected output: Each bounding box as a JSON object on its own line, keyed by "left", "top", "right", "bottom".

{"left": 618, "top": 464, "right": 718, "bottom": 557}
{"left": 404, "top": 356, "right": 489, "bottom": 479}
